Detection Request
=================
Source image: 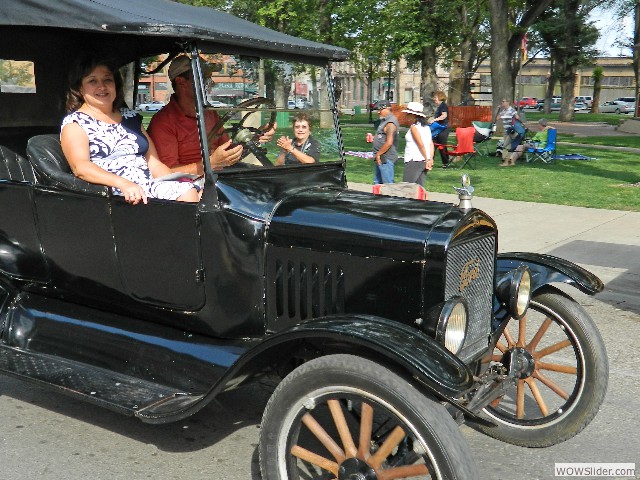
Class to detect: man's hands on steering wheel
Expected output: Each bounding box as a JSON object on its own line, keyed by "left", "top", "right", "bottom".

{"left": 207, "top": 97, "right": 277, "bottom": 168}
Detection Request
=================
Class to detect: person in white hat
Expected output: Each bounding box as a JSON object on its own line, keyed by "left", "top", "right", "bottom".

{"left": 401, "top": 102, "right": 434, "bottom": 187}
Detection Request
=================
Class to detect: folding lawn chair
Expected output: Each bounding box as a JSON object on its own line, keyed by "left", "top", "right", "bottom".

{"left": 472, "top": 121, "right": 496, "bottom": 156}
{"left": 526, "top": 128, "right": 557, "bottom": 164}
{"left": 435, "top": 126, "right": 476, "bottom": 169}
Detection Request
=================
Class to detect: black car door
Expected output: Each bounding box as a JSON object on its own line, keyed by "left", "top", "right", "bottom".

{"left": 110, "top": 197, "right": 205, "bottom": 311}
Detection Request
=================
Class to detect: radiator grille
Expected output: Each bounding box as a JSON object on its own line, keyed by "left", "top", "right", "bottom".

{"left": 445, "top": 235, "right": 496, "bottom": 360}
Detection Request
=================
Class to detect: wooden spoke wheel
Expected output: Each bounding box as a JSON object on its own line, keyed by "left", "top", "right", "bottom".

{"left": 260, "top": 354, "right": 478, "bottom": 480}
{"left": 479, "top": 290, "right": 608, "bottom": 447}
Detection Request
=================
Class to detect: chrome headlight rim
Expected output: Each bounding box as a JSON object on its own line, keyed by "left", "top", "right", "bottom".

{"left": 496, "top": 265, "right": 532, "bottom": 320}
{"left": 435, "top": 297, "right": 469, "bottom": 355}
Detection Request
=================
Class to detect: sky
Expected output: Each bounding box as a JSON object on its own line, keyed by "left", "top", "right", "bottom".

{"left": 591, "top": 6, "right": 634, "bottom": 56}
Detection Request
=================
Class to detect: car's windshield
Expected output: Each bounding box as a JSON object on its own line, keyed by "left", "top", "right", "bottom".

{"left": 136, "top": 53, "right": 343, "bottom": 170}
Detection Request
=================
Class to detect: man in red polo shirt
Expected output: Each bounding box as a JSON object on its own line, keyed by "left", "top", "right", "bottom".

{"left": 148, "top": 55, "right": 244, "bottom": 175}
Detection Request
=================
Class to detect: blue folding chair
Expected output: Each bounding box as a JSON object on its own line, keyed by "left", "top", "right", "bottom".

{"left": 526, "top": 128, "right": 557, "bottom": 163}
{"left": 429, "top": 121, "right": 446, "bottom": 138}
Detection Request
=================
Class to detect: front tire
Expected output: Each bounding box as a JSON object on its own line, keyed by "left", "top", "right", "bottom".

{"left": 477, "top": 290, "right": 608, "bottom": 447}
{"left": 260, "top": 354, "right": 478, "bottom": 479}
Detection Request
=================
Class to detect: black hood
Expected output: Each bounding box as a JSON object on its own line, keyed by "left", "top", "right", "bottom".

{"left": 267, "top": 188, "right": 461, "bottom": 261}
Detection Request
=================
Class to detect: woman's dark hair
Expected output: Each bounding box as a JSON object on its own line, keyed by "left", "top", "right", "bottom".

{"left": 415, "top": 115, "right": 428, "bottom": 126}
{"left": 66, "top": 56, "right": 125, "bottom": 113}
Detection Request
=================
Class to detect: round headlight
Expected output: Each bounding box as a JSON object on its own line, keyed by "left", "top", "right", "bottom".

{"left": 515, "top": 268, "right": 531, "bottom": 317}
{"left": 496, "top": 265, "right": 532, "bottom": 320}
{"left": 436, "top": 298, "right": 468, "bottom": 355}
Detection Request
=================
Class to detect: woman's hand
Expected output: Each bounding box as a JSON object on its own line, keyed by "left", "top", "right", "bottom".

{"left": 118, "top": 179, "right": 148, "bottom": 205}
{"left": 210, "top": 140, "right": 243, "bottom": 169}
{"left": 276, "top": 135, "right": 294, "bottom": 152}
{"left": 426, "top": 159, "right": 434, "bottom": 171}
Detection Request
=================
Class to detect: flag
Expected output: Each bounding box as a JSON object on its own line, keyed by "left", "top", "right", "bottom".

{"left": 522, "top": 34, "right": 528, "bottom": 62}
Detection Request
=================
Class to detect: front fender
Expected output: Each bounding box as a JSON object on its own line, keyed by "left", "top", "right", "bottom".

{"left": 497, "top": 252, "right": 604, "bottom": 295}
{"left": 270, "top": 315, "right": 474, "bottom": 399}
{"left": 136, "top": 314, "right": 476, "bottom": 423}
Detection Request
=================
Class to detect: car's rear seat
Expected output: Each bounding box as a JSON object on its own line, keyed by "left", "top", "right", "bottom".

{"left": 26, "top": 134, "right": 108, "bottom": 195}
{"left": 0, "top": 144, "right": 37, "bottom": 183}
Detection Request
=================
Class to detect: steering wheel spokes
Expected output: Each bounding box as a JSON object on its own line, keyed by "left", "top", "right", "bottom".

{"left": 206, "top": 97, "right": 276, "bottom": 167}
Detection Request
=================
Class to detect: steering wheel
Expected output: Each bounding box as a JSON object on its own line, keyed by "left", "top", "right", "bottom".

{"left": 206, "top": 97, "right": 277, "bottom": 167}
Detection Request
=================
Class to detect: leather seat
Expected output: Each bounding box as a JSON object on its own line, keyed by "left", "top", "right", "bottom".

{"left": 0, "top": 145, "right": 37, "bottom": 183}
{"left": 26, "top": 134, "right": 108, "bottom": 195}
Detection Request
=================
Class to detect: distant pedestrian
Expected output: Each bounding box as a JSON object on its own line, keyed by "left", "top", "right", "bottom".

{"left": 495, "top": 98, "right": 520, "bottom": 166}
{"left": 401, "top": 102, "right": 434, "bottom": 187}
{"left": 429, "top": 91, "right": 450, "bottom": 167}
{"left": 372, "top": 100, "right": 399, "bottom": 184}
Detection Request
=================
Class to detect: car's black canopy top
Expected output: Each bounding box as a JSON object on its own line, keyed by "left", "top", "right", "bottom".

{"left": 1, "top": 0, "right": 349, "bottom": 63}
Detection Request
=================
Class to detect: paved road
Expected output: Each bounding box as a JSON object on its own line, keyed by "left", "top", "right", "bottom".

{"left": 2, "top": 192, "right": 639, "bottom": 479}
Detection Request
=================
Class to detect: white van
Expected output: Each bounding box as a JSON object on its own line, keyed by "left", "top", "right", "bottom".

{"left": 577, "top": 95, "right": 593, "bottom": 107}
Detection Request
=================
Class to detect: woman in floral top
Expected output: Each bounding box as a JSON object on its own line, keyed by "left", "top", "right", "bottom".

{"left": 61, "top": 57, "right": 199, "bottom": 205}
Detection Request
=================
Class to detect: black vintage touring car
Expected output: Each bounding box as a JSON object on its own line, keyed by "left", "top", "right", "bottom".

{"left": 0, "top": 1, "right": 608, "bottom": 478}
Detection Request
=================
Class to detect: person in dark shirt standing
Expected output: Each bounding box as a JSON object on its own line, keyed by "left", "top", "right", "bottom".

{"left": 371, "top": 100, "right": 399, "bottom": 184}
{"left": 429, "top": 91, "right": 450, "bottom": 167}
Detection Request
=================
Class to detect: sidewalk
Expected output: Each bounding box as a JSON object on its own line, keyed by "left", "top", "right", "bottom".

{"left": 348, "top": 182, "right": 640, "bottom": 314}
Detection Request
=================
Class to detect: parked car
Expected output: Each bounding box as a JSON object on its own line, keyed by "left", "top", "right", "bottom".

{"left": 135, "top": 100, "right": 165, "bottom": 111}
{"left": 518, "top": 97, "right": 537, "bottom": 108}
{"left": 574, "top": 101, "right": 588, "bottom": 111}
{"left": 1, "top": 1, "right": 609, "bottom": 478}
{"left": 538, "top": 98, "right": 584, "bottom": 112}
{"left": 576, "top": 95, "right": 593, "bottom": 108}
{"left": 599, "top": 100, "right": 631, "bottom": 114}
{"left": 615, "top": 96, "right": 636, "bottom": 113}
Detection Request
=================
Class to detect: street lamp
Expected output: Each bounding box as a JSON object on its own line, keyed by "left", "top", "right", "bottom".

{"left": 367, "top": 55, "right": 375, "bottom": 123}
{"left": 386, "top": 47, "right": 393, "bottom": 101}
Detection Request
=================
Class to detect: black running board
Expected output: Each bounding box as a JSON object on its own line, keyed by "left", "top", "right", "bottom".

{"left": 0, "top": 345, "right": 197, "bottom": 417}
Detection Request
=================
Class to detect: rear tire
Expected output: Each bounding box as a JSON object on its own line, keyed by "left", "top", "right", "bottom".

{"left": 260, "top": 354, "right": 478, "bottom": 479}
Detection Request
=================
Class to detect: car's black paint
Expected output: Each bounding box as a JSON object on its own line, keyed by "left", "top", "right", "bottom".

{"left": 497, "top": 252, "right": 605, "bottom": 295}
{"left": 0, "top": 1, "right": 606, "bottom": 459}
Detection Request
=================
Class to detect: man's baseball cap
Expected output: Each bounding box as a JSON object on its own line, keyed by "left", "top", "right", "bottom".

{"left": 168, "top": 55, "right": 221, "bottom": 81}
{"left": 168, "top": 55, "right": 192, "bottom": 81}
{"left": 374, "top": 100, "right": 391, "bottom": 110}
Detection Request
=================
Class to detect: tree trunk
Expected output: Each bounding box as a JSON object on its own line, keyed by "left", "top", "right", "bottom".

{"left": 420, "top": 44, "right": 438, "bottom": 113}
{"left": 544, "top": 56, "right": 557, "bottom": 114}
{"left": 634, "top": 0, "right": 640, "bottom": 117}
{"left": 555, "top": 0, "right": 579, "bottom": 121}
{"left": 448, "top": 58, "right": 465, "bottom": 106}
{"left": 559, "top": 78, "right": 576, "bottom": 121}
{"left": 488, "top": 0, "right": 513, "bottom": 113}
{"left": 591, "top": 67, "right": 603, "bottom": 114}
{"left": 488, "top": 0, "right": 553, "bottom": 113}
{"left": 592, "top": 79, "right": 602, "bottom": 114}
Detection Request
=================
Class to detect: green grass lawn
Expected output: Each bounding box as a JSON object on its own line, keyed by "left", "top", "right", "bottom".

{"left": 142, "top": 111, "right": 640, "bottom": 212}
{"left": 342, "top": 125, "right": 640, "bottom": 212}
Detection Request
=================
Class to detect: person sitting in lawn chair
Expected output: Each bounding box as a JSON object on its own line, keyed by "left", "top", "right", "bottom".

{"left": 499, "top": 116, "right": 527, "bottom": 167}
{"left": 508, "top": 118, "right": 550, "bottom": 164}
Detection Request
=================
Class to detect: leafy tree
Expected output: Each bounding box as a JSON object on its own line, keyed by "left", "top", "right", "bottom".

{"left": 0, "top": 60, "right": 32, "bottom": 86}
{"left": 447, "top": 1, "right": 491, "bottom": 106}
{"left": 487, "top": 0, "right": 554, "bottom": 113}
{"left": 534, "top": 0, "right": 599, "bottom": 120}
